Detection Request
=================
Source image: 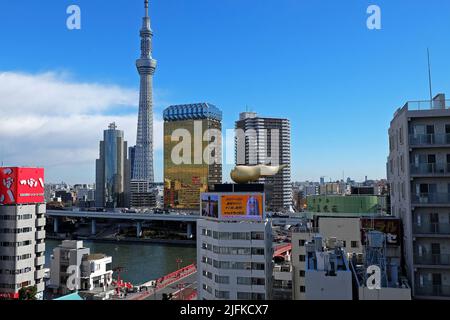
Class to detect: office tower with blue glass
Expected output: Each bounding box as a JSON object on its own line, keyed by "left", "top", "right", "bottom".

{"left": 95, "top": 123, "right": 130, "bottom": 208}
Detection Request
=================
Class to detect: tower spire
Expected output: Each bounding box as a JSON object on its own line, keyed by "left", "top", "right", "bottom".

{"left": 133, "top": 0, "right": 157, "bottom": 183}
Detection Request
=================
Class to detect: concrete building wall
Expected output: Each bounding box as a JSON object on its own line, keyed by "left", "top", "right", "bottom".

{"left": 197, "top": 219, "right": 272, "bottom": 300}
{"left": 291, "top": 230, "right": 315, "bottom": 300}
{"left": 305, "top": 270, "right": 353, "bottom": 300}
{"left": 318, "top": 217, "right": 363, "bottom": 255}
{"left": 388, "top": 95, "right": 450, "bottom": 299}
{"left": 0, "top": 203, "right": 46, "bottom": 299}
{"left": 358, "top": 287, "right": 411, "bottom": 300}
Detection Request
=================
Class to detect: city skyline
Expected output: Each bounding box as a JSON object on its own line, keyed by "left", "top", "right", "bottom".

{"left": 3, "top": 1, "right": 450, "bottom": 184}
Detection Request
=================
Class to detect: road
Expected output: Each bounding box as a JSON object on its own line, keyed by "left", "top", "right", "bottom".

{"left": 143, "top": 272, "right": 198, "bottom": 300}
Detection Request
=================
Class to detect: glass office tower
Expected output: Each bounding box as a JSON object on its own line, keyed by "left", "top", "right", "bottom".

{"left": 95, "top": 123, "right": 130, "bottom": 208}
{"left": 163, "top": 103, "right": 222, "bottom": 210}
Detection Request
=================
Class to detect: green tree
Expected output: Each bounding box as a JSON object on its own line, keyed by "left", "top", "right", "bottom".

{"left": 18, "top": 286, "right": 37, "bottom": 300}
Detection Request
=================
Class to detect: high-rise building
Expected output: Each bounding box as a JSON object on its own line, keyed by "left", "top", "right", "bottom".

{"left": 95, "top": 123, "right": 130, "bottom": 209}
{"left": 197, "top": 184, "right": 273, "bottom": 300}
{"left": 163, "top": 103, "right": 222, "bottom": 210}
{"left": 235, "top": 112, "right": 292, "bottom": 212}
{"left": 388, "top": 93, "right": 450, "bottom": 299}
{"left": 0, "top": 167, "right": 46, "bottom": 300}
{"left": 131, "top": 0, "right": 156, "bottom": 183}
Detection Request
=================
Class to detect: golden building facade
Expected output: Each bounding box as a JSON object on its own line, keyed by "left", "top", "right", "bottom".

{"left": 163, "top": 104, "right": 222, "bottom": 210}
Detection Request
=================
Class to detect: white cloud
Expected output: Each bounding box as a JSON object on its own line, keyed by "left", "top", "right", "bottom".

{"left": 0, "top": 71, "right": 164, "bottom": 183}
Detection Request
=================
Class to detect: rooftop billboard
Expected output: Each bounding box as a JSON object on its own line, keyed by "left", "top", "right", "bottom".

{"left": 201, "top": 192, "right": 265, "bottom": 221}
{"left": 0, "top": 167, "right": 45, "bottom": 205}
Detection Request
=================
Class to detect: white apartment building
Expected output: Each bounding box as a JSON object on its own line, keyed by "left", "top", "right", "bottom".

{"left": 50, "top": 240, "right": 112, "bottom": 295}
{"left": 80, "top": 253, "right": 113, "bottom": 291}
{"left": 0, "top": 203, "right": 46, "bottom": 299}
{"left": 388, "top": 94, "right": 450, "bottom": 299}
{"left": 197, "top": 219, "right": 272, "bottom": 300}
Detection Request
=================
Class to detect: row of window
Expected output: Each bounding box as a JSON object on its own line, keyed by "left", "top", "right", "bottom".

{"left": 201, "top": 256, "right": 265, "bottom": 270}
{"left": 0, "top": 254, "right": 32, "bottom": 261}
{"left": 298, "top": 240, "right": 359, "bottom": 249}
{"left": 201, "top": 243, "right": 265, "bottom": 256}
{"left": 0, "top": 227, "right": 33, "bottom": 234}
{"left": 0, "top": 241, "right": 32, "bottom": 248}
{"left": 0, "top": 214, "right": 33, "bottom": 221}
{"left": 0, "top": 281, "right": 31, "bottom": 290}
{"left": 0, "top": 267, "right": 32, "bottom": 275}
{"left": 202, "top": 270, "right": 266, "bottom": 286}
{"left": 201, "top": 229, "right": 265, "bottom": 241}
{"left": 202, "top": 285, "right": 266, "bottom": 300}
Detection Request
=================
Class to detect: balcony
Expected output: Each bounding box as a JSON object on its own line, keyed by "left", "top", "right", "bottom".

{"left": 35, "top": 268, "right": 46, "bottom": 280}
{"left": 35, "top": 243, "right": 46, "bottom": 253}
{"left": 36, "top": 230, "right": 46, "bottom": 240}
{"left": 414, "top": 253, "right": 450, "bottom": 266}
{"left": 413, "top": 223, "right": 450, "bottom": 235}
{"left": 409, "top": 133, "right": 450, "bottom": 147}
{"left": 36, "top": 217, "right": 46, "bottom": 228}
{"left": 35, "top": 256, "right": 45, "bottom": 267}
{"left": 405, "top": 99, "right": 450, "bottom": 111}
{"left": 415, "top": 284, "right": 450, "bottom": 298}
{"left": 410, "top": 163, "right": 450, "bottom": 176}
{"left": 411, "top": 193, "right": 450, "bottom": 205}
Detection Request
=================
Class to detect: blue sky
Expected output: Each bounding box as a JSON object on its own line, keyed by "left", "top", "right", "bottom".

{"left": 1, "top": 0, "right": 450, "bottom": 184}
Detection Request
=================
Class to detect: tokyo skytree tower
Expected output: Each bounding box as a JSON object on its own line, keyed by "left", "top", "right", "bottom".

{"left": 133, "top": 0, "right": 156, "bottom": 182}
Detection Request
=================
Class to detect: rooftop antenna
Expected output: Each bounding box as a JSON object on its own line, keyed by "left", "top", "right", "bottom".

{"left": 427, "top": 48, "right": 433, "bottom": 108}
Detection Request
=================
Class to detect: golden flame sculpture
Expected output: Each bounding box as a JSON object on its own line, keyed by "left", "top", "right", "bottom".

{"left": 230, "top": 165, "right": 287, "bottom": 184}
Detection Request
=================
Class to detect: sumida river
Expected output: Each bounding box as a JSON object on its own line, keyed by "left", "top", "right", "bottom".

{"left": 44, "top": 239, "right": 197, "bottom": 285}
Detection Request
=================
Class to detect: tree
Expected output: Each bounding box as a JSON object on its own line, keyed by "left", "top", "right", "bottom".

{"left": 18, "top": 286, "right": 37, "bottom": 300}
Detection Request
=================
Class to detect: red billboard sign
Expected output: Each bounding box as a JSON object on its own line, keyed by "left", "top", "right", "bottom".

{"left": 0, "top": 167, "right": 45, "bottom": 205}
{"left": 0, "top": 292, "right": 19, "bottom": 300}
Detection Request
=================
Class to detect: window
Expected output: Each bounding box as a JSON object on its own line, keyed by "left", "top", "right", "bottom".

{"left": 400, "top": 154, "right": 404, "bottom": 173}
{"left": 203, "top": 270, "right": 213, "bottom": 280}
{"left": 252, "top": 278, "right": 265, "bottom": 286}
{"left": 251, "top": 248, "right": 264, "bottom": 255}
{"left": 300, "top": 286, "right": 306, "bottom": 293}
{"left": 299, "top": 255, "right": 305, "bottom": 262}
{"left": 215, "top": 275, "right": 229, "bottom": 284}
{"left": 237, "top": 277, "right": 252, "bottom": 286}
{"left": 351, "top": 241, "right": 359, "bottom": 248}
{"left": 251, "top": 263, "right": 265, "bottom": 271}
{"left": 299, "top": 240, "right": 305, "bottom": 247}
{"left": 215, "top": 290, "right": 230, "bottom": 299}
{"left": 251, "top": 232, "right": 265, "bottom": 240}
{"left": 299, "top": 270, "right": 305, "bottom": 277}
{"left": 202, "top": 284, "right": 212, "bottom": 294}
{"left": 237, "top": 292, "right": 252, "bottom": 300}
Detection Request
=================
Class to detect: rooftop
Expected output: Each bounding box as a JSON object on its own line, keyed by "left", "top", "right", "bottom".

{"left": 84, "top": 253, "right": 107, "bottom": 261}
{"left": 163, "top": 103, "right": 222, "bottom": 121}
{"left": 394, "top": 93, "right": 450, "bottom": 118}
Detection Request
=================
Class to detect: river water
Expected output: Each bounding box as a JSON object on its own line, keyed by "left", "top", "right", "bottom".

{"left": 44, "top": 239, "right": 197, "bottom": 285}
